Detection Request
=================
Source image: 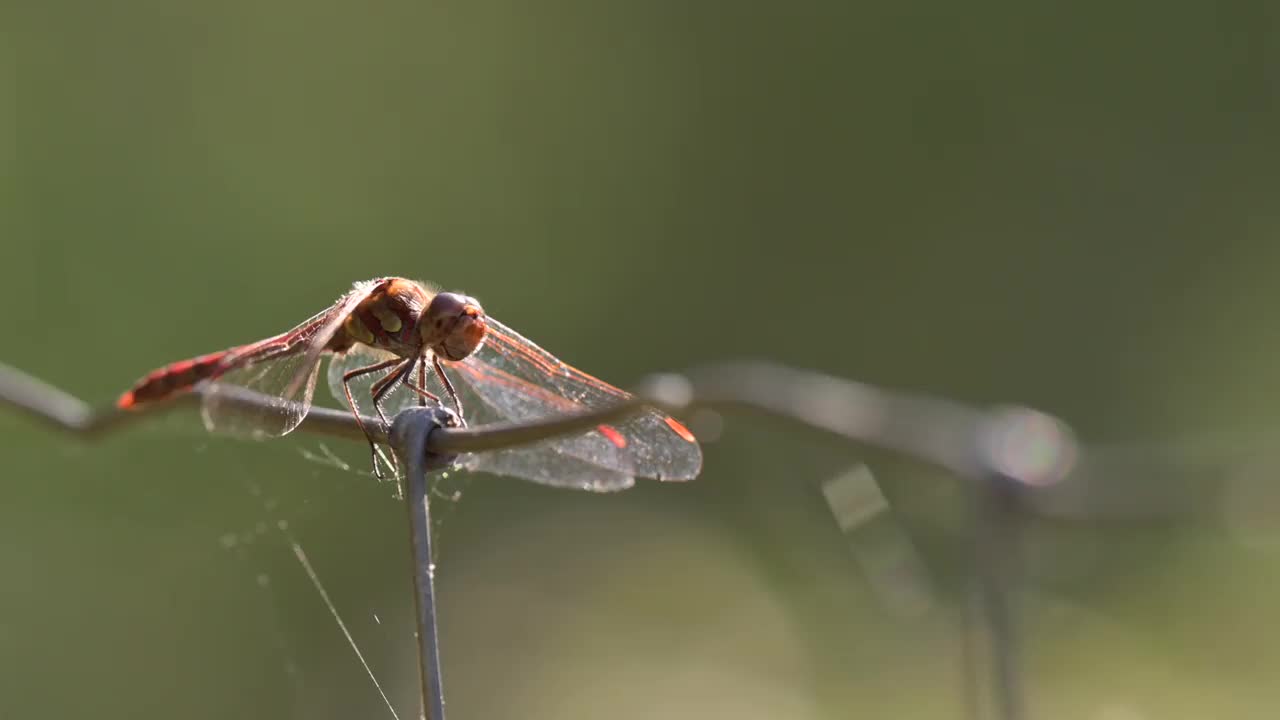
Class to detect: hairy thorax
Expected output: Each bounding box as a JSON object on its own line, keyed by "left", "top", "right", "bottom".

{"left": 333, "top": 278, "right": 431, "bottom": 358}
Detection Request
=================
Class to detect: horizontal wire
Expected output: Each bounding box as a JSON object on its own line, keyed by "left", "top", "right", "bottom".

{"left": 0, "top": 360, "right": 1076, "bottom": 487}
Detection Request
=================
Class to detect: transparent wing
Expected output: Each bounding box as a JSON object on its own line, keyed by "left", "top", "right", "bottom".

{"left": 447, "top": 317, "right": 702, "bottom": 486}
{"left": 326, "top": 348, "right": 625, "bottom": 490}
{"left": 325, "top": 345, "right": 405, "bottom": 421}
{"left": 325, "top": 319, "right": 702, "bottom": 492}
{"left": 459, "top": 445, "right": 637, "bottom": 492}
{"left": 201, "top": 280, "right": 381, "bottom": 439}
{"left": 327, "top": 347, "right": 635, "bottom": 491}
{"left": 201, "top": 352, "right": 321, "bottom": 438}
{"left": 284, "top": 279, "right": 384, "bottom": 398}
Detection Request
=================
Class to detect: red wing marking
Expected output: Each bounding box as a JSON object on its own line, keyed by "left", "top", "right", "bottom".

{"left": 663, "top": 417, "right": 697, "bottom": 443}
{"left": 597, "top": 424, "right": 627, "bottom": 449}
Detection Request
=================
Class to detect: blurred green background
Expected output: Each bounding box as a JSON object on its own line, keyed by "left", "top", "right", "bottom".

{"left": 4, "top": 1, "right": 1280, "bottom": 718}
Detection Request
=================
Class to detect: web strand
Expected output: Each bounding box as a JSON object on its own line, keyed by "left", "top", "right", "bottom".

{"left": 290, "top": 540, "right": 402, "bottom": 720}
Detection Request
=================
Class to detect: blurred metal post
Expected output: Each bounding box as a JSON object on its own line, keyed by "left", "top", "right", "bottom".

{"left": 973, "top": 476, "right": 1026, "bottom": 720}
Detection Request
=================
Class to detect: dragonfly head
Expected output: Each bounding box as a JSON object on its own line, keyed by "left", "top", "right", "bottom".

{"left": 420, "top": 291, "right": 487, "bottom": 361}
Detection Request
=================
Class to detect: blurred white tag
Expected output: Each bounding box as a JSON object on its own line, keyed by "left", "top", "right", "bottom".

{"left": 822, "top": 464, "right": 934, "bottom": 617}
{"left": 822, "top": 463, "right": 889, "bottom": 531}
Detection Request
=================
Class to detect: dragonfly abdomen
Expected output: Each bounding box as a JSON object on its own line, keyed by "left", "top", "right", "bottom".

{"left": 117, "top": 351, "right": 229, "bottom": 408}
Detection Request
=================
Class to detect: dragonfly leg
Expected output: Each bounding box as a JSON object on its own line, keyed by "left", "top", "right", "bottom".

{"left": 398, "top": 353, "right": 441, "bottom": 406}
{"left": 432, "top": 355, "right": 464, "bottom": 418}
{"left": 369, "top": 358, "right": 417, "bottom": 425}
{"left": 366, "top": 358, "right": 422, "bottom": 478}
{"left": 341, "top": 357, "right": 402, "bottom": 478}
{"left": 416, "top": 355, "right": 427, "bottom": 408}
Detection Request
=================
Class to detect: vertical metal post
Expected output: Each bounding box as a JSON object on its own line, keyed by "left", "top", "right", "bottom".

{"left": 391, "top": 406, "right": 460, "bottom": 720}
{"left": 973, "top": 477, "right": 1026, "bottom": 720}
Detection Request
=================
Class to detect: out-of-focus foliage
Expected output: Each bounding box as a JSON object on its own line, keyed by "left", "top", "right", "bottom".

{"left": 3, "top": 1, "right": 1280, "bottom": 718}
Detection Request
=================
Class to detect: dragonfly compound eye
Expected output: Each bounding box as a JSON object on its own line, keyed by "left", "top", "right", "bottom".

{"left": 422, "top": 292, "right": 487, "bottom": 360}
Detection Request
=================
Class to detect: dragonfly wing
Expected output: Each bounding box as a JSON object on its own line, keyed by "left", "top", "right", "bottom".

{"left": 284, "top": 279, "right": 385, "bottom": 398}
{"left": 461, "top": 447, "right": 636, "bottom": 492}
{"left": 198, "top": 280, "right": 382, "bottom": 439}
{"left": 445, "top": 317, "right": 702, "bottom": 484}
{"left": 325, "top": 346, "right": 408, "bottom": 419}
{"left": 328, "top": 347, "right": 638, "bottom": 491}
{"left": 201, "top": 351, "right": 321, "bottom": 438}
{"left": 326, "top": 316, "right": 702, "bottom": 489}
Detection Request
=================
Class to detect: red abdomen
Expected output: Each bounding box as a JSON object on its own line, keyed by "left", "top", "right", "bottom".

{"left": 117, "top": 352, "right": 229, "bottom": 408}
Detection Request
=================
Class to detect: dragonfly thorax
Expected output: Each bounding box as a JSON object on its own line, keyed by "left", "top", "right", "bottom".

{"left": 338, "top": 278, "right": 430, "bottom": 357}
{"left": 336, "top": 279, "right": 487, "bottom": 363}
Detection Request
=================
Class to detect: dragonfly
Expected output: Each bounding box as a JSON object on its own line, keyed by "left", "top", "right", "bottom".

{"left": 117, "top": 277, "right": 702, "bottom": 491}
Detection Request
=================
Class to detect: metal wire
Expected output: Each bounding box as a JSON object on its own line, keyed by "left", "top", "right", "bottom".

{"left": 1, "top": 358, "right": 1081, "bottom": 720}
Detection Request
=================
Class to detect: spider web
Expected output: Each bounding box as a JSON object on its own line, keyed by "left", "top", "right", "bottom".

{"left": 215, "top": 441, "right": 468, "bottom": 719}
